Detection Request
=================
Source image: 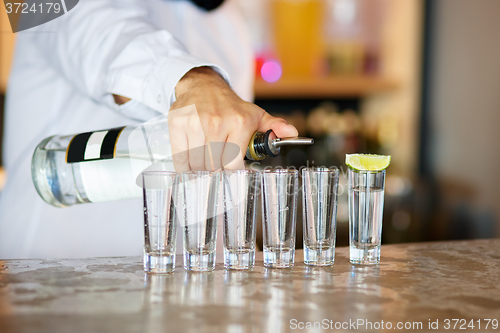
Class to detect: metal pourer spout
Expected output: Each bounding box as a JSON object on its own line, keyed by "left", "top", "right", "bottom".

{"left": 246, "top": 130, "right": 314, "bottom": 161}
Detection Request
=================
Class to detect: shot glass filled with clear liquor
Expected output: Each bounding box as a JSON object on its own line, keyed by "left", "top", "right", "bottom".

{"left": 348, "top": 168, "right": 386, "bottom": 265}
{"left": 261, "top": 169, "right": 298, "bottom": 268}
{"left": 222, "top": 170, "right": 260, "bottom": 270}
{"left": 302, "top": 167, "right": 339, "bottom": 266}
{"left": 179, "top": 171, "right": 220, "bottom": 272}
{"left": 142, "top": 171, "right": 179, "bottom": 274}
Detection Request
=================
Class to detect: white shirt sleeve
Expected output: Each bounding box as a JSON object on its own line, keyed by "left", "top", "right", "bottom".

{"left": 31, "top": 0, "right": 230, "bottom": 117}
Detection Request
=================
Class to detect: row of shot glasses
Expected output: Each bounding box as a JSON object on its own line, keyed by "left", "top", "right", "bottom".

{"left": 142, "top": 166, "right": 385, "bottom": 273}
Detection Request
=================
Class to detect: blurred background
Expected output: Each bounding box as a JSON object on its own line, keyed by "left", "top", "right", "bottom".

{"left": 1, "top": 0, "right": 499, "bottom": 247}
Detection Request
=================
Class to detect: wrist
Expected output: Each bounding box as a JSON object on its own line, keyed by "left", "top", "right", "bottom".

{"left": 175, "top": 66, "right": 228, "bottom": 98}
{"left": 113, "top": 94, "right": 131, "bottom": 105}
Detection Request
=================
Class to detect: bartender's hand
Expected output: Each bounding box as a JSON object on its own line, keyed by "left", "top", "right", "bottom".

{"left": 167, "top": 67, "right": 298, "bottom": 171}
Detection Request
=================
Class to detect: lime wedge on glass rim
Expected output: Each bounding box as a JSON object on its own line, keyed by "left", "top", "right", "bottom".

{"left": 345, "top": 154, "right": 391, "bottom": 171}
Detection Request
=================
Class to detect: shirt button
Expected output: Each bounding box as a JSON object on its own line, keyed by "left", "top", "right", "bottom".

{"left": 157, "top": 94, "right": 162, "bottom": 104}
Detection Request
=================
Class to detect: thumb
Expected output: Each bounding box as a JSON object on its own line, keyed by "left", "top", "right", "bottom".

{"left": 258, "top": 112, "right": 299, "bottom": 138}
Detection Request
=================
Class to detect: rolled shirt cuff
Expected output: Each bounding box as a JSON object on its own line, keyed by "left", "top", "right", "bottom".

{"left": 106, "top": 53, "right": 231, "bottom": 115}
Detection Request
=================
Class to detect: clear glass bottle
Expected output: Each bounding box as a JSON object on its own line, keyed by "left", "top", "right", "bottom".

{"left": 31, "top": 117, "right": 173, "bottom": 207}
{"left": 31, "top": 119, "right": 313, "bottom": 208}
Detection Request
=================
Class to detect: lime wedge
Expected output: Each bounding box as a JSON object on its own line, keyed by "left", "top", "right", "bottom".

{"left": 345, "top": 154, "right": 391, "bottom": 171}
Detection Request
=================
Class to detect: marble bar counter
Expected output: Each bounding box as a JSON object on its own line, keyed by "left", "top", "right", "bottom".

{"left": 1, "top": 239, "right": 500, "bottom": 333}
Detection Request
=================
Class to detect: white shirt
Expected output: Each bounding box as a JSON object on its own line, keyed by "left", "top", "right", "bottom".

{"left": 0, "top": 0, "right": 253, "bottom": 259}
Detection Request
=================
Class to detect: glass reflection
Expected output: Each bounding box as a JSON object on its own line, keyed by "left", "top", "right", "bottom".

{"left": 180, "top": 271, "right": 216, "bottom": 305}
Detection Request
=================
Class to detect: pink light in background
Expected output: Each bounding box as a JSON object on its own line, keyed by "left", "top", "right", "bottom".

{"left": 261, "top": 61, "right": 282, "bottom": 83}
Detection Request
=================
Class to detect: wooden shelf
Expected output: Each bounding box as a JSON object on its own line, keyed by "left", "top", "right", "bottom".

{"left": 254, "top": 76, "right": 400, "bottom": 99}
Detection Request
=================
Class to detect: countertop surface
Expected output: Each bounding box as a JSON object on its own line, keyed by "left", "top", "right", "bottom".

{"left": 1, "top": 239, "right": 500, "bottom": 333}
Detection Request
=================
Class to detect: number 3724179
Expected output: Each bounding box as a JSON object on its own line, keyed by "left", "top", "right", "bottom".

{"left": 5, "top": 2, "right": 62, "bottom": 14}
{"left": 444, "top": 319, "right": 498, "bottom": 330}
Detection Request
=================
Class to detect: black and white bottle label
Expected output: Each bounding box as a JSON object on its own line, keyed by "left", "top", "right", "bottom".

{"left": 66, "top": 127, "right": 125, "bottom": 164}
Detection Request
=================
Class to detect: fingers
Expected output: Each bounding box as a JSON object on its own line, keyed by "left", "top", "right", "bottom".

{"left": 168, "top": 105, "right": 195, "bottom": 172}
{"left": 169, "top": 104, "right": 208, "bottom": 172}
{"left": 169, "top": 129, "right": 190, "bottom": 173}
{"left": 206, "top": 139, "right": 226, "bottom": 171}
{"left": 169, "top": 103, "right": 294, "bottom": 172}
{"left": 222, "top": 132, "right": 248, "bottom": 170}
{"left": 200, "top": 113, "right": 228, "bottom": 171}
{"left": 187, "top": 132, "right": 206, "bottom": 171}
{"left": 258, "top": 112, "right": 299, "bottom": 138}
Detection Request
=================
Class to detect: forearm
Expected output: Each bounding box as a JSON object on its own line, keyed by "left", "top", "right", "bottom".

{"left": 114, "top": 66, "right": 226, "bottom": 105}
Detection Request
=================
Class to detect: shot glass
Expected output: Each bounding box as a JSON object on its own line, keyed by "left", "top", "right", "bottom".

{"left": 348, "top": 168, "right": 386, "bottom": 265}
{"left": 222, "top": 170, "right": 260, "bottom": 270}
{"left": 179, "top": 171, "right": 220, "bottom": 272}
{"left": 261, "top": 169, "right": 298, "bottom": 268}
{"left": 302, "top": 167, "right": 339, "bottom": 266}
{"left": 142, "top": 171, "right": 179, "bottom": 274}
